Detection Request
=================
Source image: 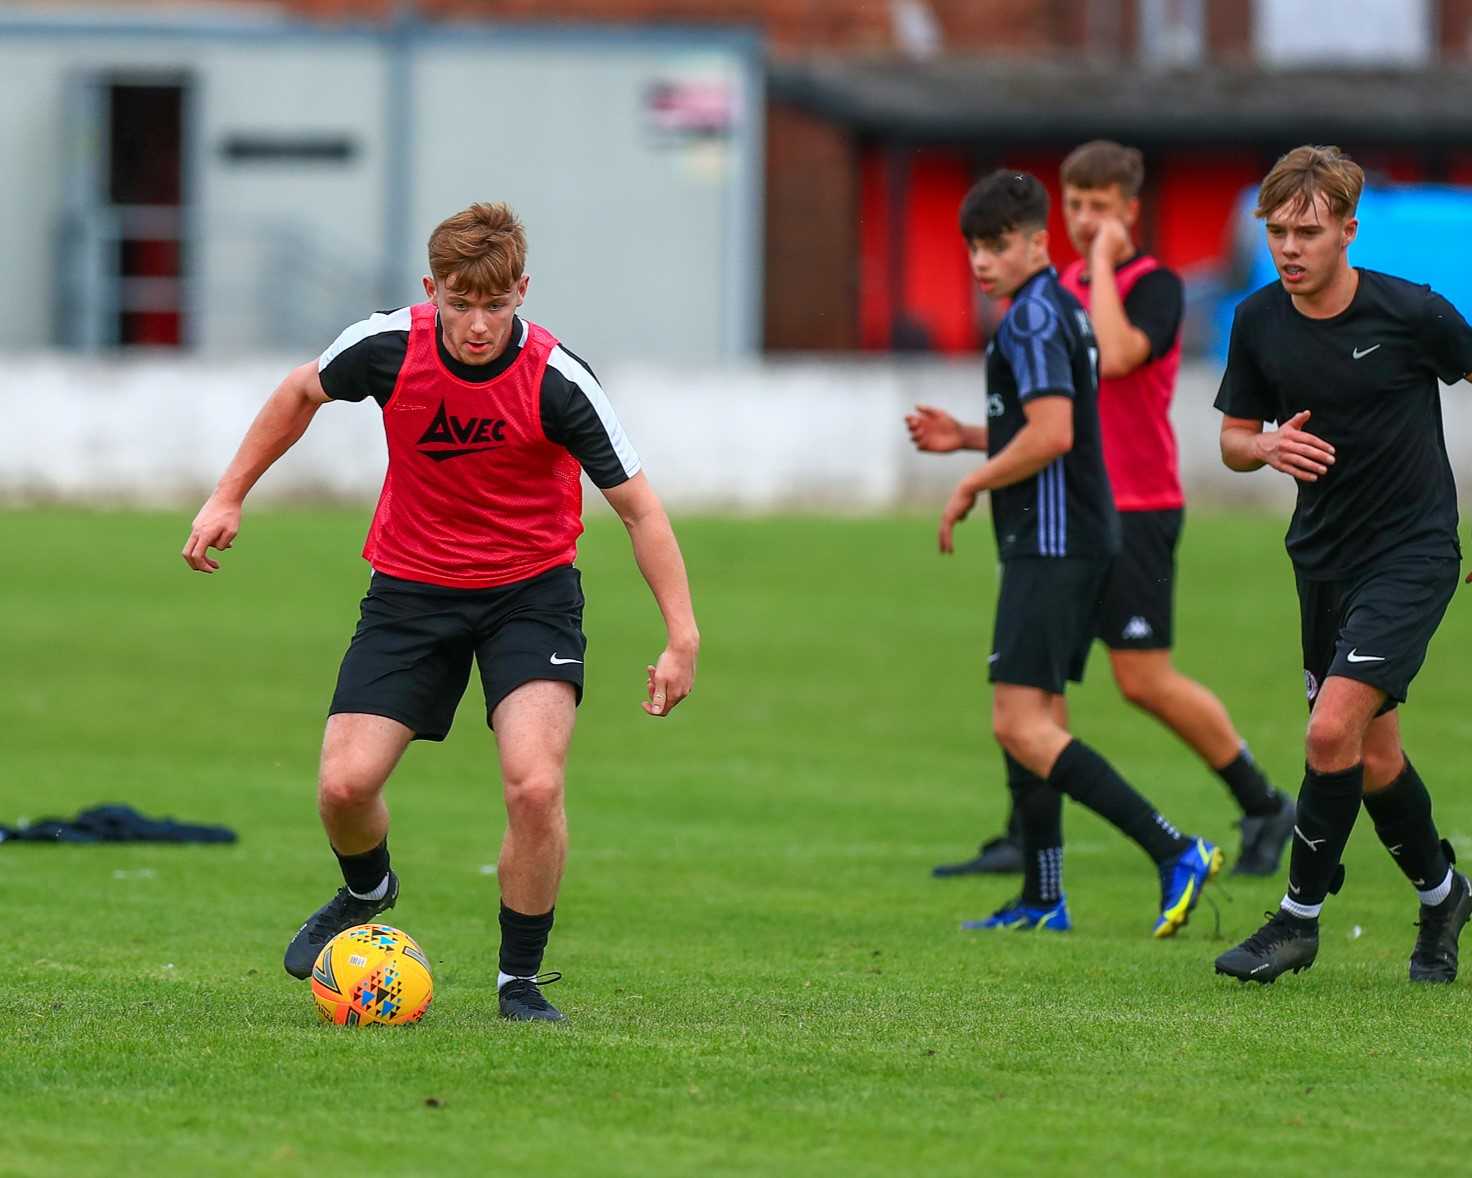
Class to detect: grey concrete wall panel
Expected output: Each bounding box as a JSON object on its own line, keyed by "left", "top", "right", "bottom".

{"left": 405, "top": 29, "right": 760, "bottom": 361}
{"left": 0, "top": 20, "right": 387, "bottom": 353}
{"left": 0, "top": 13, "right": 763, "bottom": 360}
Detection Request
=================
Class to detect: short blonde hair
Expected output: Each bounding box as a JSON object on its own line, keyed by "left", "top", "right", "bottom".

{"left": 1255, "top": 145, "right": 1364, "bottom": 222}
{"left": 426, "top": 202, "right": 526, "bottom": 295}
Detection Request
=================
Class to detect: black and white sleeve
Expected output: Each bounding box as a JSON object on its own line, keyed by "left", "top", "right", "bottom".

{"left": 540, "top": 345, "right": 642, "bottom": 489}
{"left": 317, "top": 307, "right": 412, "bottom": 407}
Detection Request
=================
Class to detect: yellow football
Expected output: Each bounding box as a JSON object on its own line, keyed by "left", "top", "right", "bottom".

{"left": 310, "top": 923, "right": 433, "bottom": 1026}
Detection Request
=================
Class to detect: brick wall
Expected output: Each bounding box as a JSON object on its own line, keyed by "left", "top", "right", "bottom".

{"left": 1440, "top": 0, "right": 1472, "bottom": 60}
{"left": 282, "top": 0, "right": 892, "bottom": 49}
{"left": 75, "top": 1, "right": 1472, "bottom": 60}
{"left": 255, "top": 0, "right": 1138, "bottom": 54}
{"left": 763, "top": 102, "right": 858, "bottom": 350}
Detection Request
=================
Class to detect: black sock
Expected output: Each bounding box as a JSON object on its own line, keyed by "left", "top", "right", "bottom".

{"left": 1216, "top": 746, "right": 1279, "bottom": 817}
{"left": 1362, "top": 757, "right": 1449, "bottom": 895}
{"left": 1008, "top": 752, "right": 1063, "bottom": 905}
{"left": 997, "top": 750, "right": 1023, "bottom": 843}
{"left": 1004, "top": 803, "right": 1023, "bottom": 843}
{"left": 334, "top": 838, "right": 390, "bottom": 896}
{"left": 1285, "top": 763, "right": 1363, "bottom": 909}
{"left": 499, "top": 903, "right": 555, "bottom": 979}
{"left": 1047, "top": 740, "right": 1189, "bottom": 864}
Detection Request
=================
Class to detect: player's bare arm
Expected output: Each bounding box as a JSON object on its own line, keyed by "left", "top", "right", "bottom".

{"left": 905, "top": 405, "right": 987, "bottom": 452}
{"left": 181, "top": 361, "right": 332, "bottom": 572}
{"left": 1219, "top": 410, "right": 1335, "bottom": 482}
{"left": 938, "top": 396, "right": 1072, "bottom": 554}
{"left": 1087, "top": 218, "right": 1152, "bottom": 378}
{"left": 601, "top": 472, "right": 699, "bottom": 716}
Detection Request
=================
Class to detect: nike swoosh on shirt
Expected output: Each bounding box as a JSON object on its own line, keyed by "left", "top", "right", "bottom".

{"left": 1346, "top": 649, "right": 1386, "bottom": 664}
{"left": 1352, "top": 345, "right": 1381, "bottom": 359}
{"left": 549, "top": 654, "right": 583, "bottom": 665}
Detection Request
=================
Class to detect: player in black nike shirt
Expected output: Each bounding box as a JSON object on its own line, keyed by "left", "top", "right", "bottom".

{"left": 934, "top": 170, "right": 1221, "bottom": 938}
{"left": 1212, "top": 146, "right": 1472, "bottom": 984}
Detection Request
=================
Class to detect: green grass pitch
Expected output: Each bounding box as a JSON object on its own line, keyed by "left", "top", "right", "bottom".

{"left": 6, "top": 508, "right": 1472, "bottom": 1176}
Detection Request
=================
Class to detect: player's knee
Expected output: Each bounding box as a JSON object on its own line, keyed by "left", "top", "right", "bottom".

{"left": 993, "top": 717, "right": 1044, "bottom": 770}
{"left": 1361, "top": 746, "right": 1403, "bottom": 790}
{"left": 991, "top": 713, "right": 1023, "bottom": 756}
{"left": 504, "top": 773, "right": 564, "bottom": 826}
{"left": 317, "top": 766, "right": 383, "bottom": 813}
{"left": 1111, "top": 658, "right": 1167, "bottom": 710}
{"left": 1115, "top": 672, "right": 1157, "bottom": 710}
{"left": 1304, "top": 710, "right": 1362, "bottom": 770}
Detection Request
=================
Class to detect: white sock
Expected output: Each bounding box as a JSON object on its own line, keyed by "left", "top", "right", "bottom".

{"left": 348, "top": 874, "right": 389, "bottom": 902}
{"left": 1280, "top": 895, "right": 1321, "bottom": 920}
{"left": 1418, "top": 868, "right": 1454, "bottom": 908}
{"left": 498, "top": 970, "right": 534, "bottom": 991}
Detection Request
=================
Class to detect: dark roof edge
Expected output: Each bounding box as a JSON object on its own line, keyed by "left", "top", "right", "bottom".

{"left": 768, "top": 59, "right": 1472, "bottom": 146}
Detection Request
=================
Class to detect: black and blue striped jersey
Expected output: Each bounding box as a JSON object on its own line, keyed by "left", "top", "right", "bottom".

{"left": 985, "top": 267, "right": 1121, "bottom": 560}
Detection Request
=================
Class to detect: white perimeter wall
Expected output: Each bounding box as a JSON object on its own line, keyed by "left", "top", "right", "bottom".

{"left": 0, "top": 357, "right": 1421, "bottom": 514}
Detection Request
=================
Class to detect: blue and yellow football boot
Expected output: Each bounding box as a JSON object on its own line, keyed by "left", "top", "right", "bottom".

{"left": 962, "top": 895, "right": 1071, "bottom": 932}
{"left": 1153, "top": 837, "right": 1223, "bottom": 939}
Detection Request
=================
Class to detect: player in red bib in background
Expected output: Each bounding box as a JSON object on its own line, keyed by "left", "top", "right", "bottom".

{"left": 183, "top": 203, "right": 699, "bottom": 1021}
{"left": 915, "top": 142, "right": 1292, "bottom": 881}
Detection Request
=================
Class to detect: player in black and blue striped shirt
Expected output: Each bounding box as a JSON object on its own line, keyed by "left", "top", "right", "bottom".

{"left": 932, "top": 169, "right": 1220, "bottom": 938}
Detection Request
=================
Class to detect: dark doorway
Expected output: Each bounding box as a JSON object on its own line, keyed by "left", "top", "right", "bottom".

{"left": 108, "top": 82, "right": 187, "bottom": 346}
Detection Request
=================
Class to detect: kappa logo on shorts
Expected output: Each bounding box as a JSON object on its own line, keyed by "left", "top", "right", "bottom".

{"left": 1304, "top": 670, "right": 1319, "bottom": 701}
{"left": 1122, "top": 616, "right": 1153, "bottom": 641}
{"left": 416, "top": 401, "right": 508, "bottom": 462}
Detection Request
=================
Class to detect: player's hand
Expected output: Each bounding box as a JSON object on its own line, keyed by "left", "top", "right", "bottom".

{"left": 181, "top": 495, "right": 242, "bottom": 573}
{"left": 1090, "top": 217, "right": 1132, "bottom": 266}
{"left": 906, "top": 405, "right": 965, "bottom": 453}
{"left": 938, "top": 480, "right": 982, "bottom": 554}
{"left": 643, "top": 645, "right": 696, "bottom": 717}
{"left": 1256, "top": 410, "right": 1336, "bottom": 482}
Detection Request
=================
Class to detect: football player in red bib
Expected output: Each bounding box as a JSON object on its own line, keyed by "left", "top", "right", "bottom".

{"left": 184, "top": 203, "right": 699, "bottom": 1021}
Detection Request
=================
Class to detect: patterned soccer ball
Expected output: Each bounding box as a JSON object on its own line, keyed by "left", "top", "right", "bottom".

{"left": 310, "top": 923, "right": 433, "bottom": 1026}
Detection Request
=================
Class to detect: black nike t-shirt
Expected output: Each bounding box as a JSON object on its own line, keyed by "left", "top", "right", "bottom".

{"left": 1215, "top": 269, "right": 1472, "bottom": 578}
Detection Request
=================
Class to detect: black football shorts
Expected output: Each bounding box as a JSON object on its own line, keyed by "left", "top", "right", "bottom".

{"left": 329, "top": 564, "right": 586, "bottom": 741}
{"left": 1096, "top": 509, "right": 1181, "bottom": 651}
{"left": 990, "top": 556, "right": 1112, "bottom": 694}
{"left": 1296, "top": 554, "right": 1458, "bottom": 712}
